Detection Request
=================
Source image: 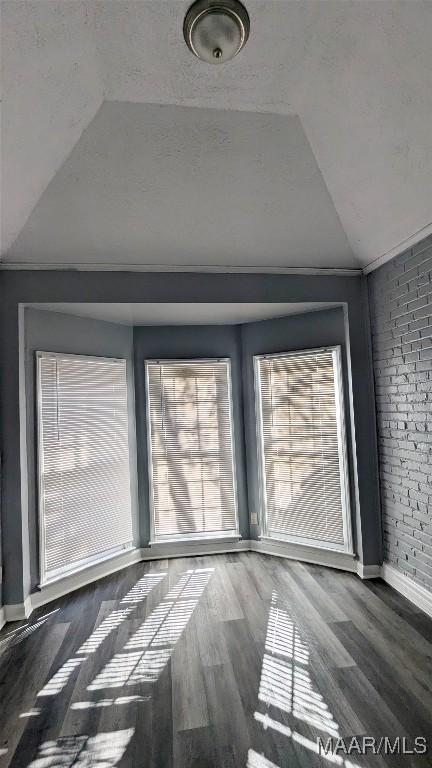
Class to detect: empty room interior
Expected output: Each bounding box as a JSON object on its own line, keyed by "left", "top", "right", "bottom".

{"left": 0, "top": 1, "right": 431, "bottom": 766}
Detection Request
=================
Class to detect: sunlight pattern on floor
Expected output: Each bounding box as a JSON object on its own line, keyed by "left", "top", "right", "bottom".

{"left": 125, "top": 602, "right": 172, "bottom": 649}
{"left": 71, "top": 695, "right": 148, "bottom": 710}
{"left": 247, "top": 749, "right": 280, "bottom": 768}
{"left": 254, "top": 710, "right": 345, "bottom": 765}
{"left": 254, "top": 711, "right": 292, "bottom": 738}
{"left": 258, "top": 591, "right": 339, "bottom": 736}
{"left": 27, "top": 728, "right": 134, "bottom": 767}
{"left": 33, "top": 572, "right": 166, "bottom": 700}
{"left": 259, "top": 655, "right": 339, "bottom": 735}
{"left": 19, "top": 709, "right": 41, "bottom": 719}
{"left": 78, "top": 572, "right": 167, "bottom": 654}
{"left": 0, "top": 610, "right": 59, "bottom": 654}
{"left": 251, "top": 591, "right": 367, "bottom": 767}
{"left": 88, "top": 568, "right": 213, "bottom": 691}
{"left": 77, "top": 608, "right": 134, "bottom": 655}
{"left": 37, "top": 658, "right": 84, "bottom": 697}
{"left": 120, "top": 572, "right": 167, "bottom": 605}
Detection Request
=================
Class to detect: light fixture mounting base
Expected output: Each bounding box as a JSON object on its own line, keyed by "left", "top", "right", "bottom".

{"left": 183, "top": 0, "right": 250, "bottom": 65}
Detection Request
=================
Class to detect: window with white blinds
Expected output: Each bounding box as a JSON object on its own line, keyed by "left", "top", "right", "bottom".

{"left": 37, "top": 352, "right": 134, "bottom": 584}
{"left": 146, "top": 359, "right": 238, "bottom": 542}
{"left": 254, "top": 347, "right": 352, "bottom": 552}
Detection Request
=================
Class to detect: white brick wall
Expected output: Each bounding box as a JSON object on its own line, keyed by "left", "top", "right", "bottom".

{"left": 368, "top": 235, "right": 432, "bottom": 590}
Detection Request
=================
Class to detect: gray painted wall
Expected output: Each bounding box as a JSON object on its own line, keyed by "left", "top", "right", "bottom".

{"left": 241, "top": 307, "right": 357, "bottom": 545}
{"left": 0, "top": 270, "right": 380, "bottom": 604}
{"left": 134, "top": 325, "right": 249, "bottom": 543}
{"left": 368, "top": 235, "right": 432, "bottom": 591}
{"left": 0, "top": 453, "right": 2, "bottom": 609}
{"left": 23, "top": 308, "right": 139, "bottom": 593}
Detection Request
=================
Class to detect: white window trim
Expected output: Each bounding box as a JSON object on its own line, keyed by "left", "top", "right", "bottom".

{"left": 253, "top": 345, "right": 354, "bottom": 555}
{"left": 151, "top": 533, "right": 241, "bottom": 545}
{"left": 36, "top": 350, "right": 134, "bottom": 587}
{"left": 145, "top": 357, "right": 240, "bottom": 545}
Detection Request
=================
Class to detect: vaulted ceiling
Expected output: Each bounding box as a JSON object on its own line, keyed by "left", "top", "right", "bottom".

{"left": 2, "top": 0, "right": 431, "bottom": 271}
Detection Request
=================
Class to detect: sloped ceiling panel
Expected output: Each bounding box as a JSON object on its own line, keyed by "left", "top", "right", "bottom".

{"left": 1, "top": 0, "right": 103, "bottom": 254}
{"left": 7, "top": 103, "right": 356, "bottom": 269}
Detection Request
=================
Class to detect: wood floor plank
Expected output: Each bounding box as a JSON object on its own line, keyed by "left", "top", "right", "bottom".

{"left": 243, "top": 552, "right": 275, "bottom": 602}
{"left": 288, "top": 560, "right": 349, "bottom": 623}
{"left": 172, "top": 620, "right": 209, "bottom": 731}
{"left": 194, "top": 600, "right": 229, "bottom": 668}
{"left": 206, "top": 564, "right": 245, "bottom": 622}
{"left": 307, "top": 641, "right": 367, "bottom": 736}
{"left": 224, "top": 562, "right": 268, "bottom": 646}
{"left": 199, "top": 661, "right": 251, "bottom": 761}
{"left": 223, "top": 618, "right": 262, "bottom": 718}
{"left": 151, "top": 660, "right": 173, "bottom": 768}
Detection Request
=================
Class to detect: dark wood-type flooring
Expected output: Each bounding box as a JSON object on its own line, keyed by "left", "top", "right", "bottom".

{"left": 1, "top": 553, "right": 432, "bottom": 767}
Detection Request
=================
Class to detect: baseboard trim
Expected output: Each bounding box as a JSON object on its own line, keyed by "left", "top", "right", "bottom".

{"left": 356, "top": 563, "right": 382, "bottom": 579}
{"left": 381, "top": 563, "right": 432, "bottom": 618}
{"left": 3, "top": 597, "right": 32, "bottom": 623}
{"left": 6, "top": 546, "right": 430, "bottom": 627}
{"left": 250, "top": 538, "right": 357, "bottom": 573}
{"left": 30, "top": 548, "right": 143, "bottom": 614}
{"left": 140, "top": 539, "right": 250, "bottom": 560}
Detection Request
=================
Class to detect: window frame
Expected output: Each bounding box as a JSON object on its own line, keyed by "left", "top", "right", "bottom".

{"left": 145, "top": 357, "right": 240, "bottom": 545}
{"left": 253, "top": 345, "right": 353, "bottom": 554}
{"left": 36, "top": 350, "right": 135, "bottom": 586}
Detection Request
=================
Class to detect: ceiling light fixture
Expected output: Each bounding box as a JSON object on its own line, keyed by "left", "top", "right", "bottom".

{"left": 184, "top": 0, "right": 250, "bottom": 64}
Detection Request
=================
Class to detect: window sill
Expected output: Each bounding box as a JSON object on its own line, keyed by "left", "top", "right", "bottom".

{"left": 150, "top": 534, "right": 241, "bottom": 547}
{"left": 39, "top": 544, "right": 136, "bottom": 589}
{"left": 259, "top": 535, "right": 355, "bottom": 557}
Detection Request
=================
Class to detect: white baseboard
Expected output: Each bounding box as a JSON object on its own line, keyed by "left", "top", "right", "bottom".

{"left": 0, "top": 549, "right": 144, "bottom": 625}
{"left": 356, "top": 563, "right": 382, "bottom": 579}
{"left": 381, "top": 563, "right": 432, "bottom": 618}
{"left": 30, "top": 548, "right": 143, "bottom": 614}
{"left": 3, "top": 597, "right": 32, "bottom": 623}
{"left": 140, "top": 538, "right": 250, "bottom": 560}
{"left": 5, "top": 545, "right": 430, "bottom": 628}
{"left": 250, "top": 538, "right": 358, "bottom": 573}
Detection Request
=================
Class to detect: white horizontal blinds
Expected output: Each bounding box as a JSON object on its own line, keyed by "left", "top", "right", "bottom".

{"left": 147, "top": 360, "right": 238, "bottom": 540}
{"left": 256, "top": 349, "right": 347, "bottom": 547}
{"left": 37, "top": 353, "right": 133, "bottom": 582}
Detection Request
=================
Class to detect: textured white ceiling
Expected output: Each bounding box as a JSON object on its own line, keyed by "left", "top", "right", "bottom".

{"left": 27, "top": 302, "right": 335, "bottom": 325}
{"left": 2, "top": 0, "right": 432, "bottom": 270}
